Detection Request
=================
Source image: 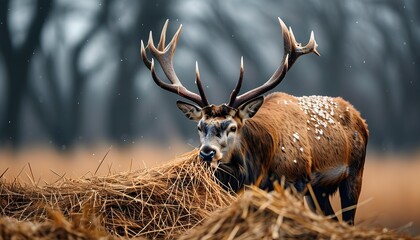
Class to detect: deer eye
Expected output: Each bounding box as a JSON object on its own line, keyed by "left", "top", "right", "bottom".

{"left": 230, "top": 126, "right": 237, "bottom": 133}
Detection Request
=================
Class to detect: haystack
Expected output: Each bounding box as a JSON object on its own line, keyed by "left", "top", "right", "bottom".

{"left": 182, "top": 184, "right": 415, "bottom": 239}
{"left": 0, "top": 149, "right": 417, "bottom": 239}
{"left": 0, "top": 214, "right": 115, "bottom": 240}
{"left": 0, "top": 150, "right": 235, "bottom": 239}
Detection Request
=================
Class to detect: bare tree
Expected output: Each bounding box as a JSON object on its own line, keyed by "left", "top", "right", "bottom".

{"left": 107, "top": 0, "right": 170, "bottom": 145}
{"left": 25, "top": 0, "right": 112, "bottom": 148}
{"left": 0, "top": 0, "right": 53, "bottom": 146}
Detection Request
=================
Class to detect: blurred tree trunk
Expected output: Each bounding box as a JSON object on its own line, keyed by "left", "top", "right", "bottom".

{"left": 64, "top": 0, "right": 111, "bottom": 147}
{"left": 108, "top": 0, "right": 169, "bottom": 145}
{"left": 26, "top": 0, "right": 111, "bottom": 149}
{"left": 0, "top": 0, "right": 52, "bottom": 147}
{"left": 391, "top": 1, "right": 420, "bottom": 149}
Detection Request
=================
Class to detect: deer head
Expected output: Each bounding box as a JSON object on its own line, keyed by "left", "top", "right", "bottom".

{"left": 141, "top": 18, "right": 319, "bottom": 168}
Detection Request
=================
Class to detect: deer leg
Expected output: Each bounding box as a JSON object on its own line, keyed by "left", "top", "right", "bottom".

{"left": 316, "top": 189, "right": 337, "bottom": 220}
{"left": 339, "top": 172, "right": 363, "bottom": 225}
{"left": 306, "top": 186, "right": 338, "bottom": 221}
{"left": 305, "top": 195, "right": 317, "bottom": 212}
{"left": 340, "top": 145, "right": 366, "bottom": 225}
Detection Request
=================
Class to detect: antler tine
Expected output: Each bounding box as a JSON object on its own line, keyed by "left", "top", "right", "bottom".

{"left": 228, "top": 17, "right": 319, "bottom": 108}
{"left": 141, "top": 40, "right": 152, "bottom": 69}
{"left": 195, "top": 61, "right": 210, "bottom": 106}
{"left": 287, "top": 26, "right": 320, "bottom": 69}
{"left": 141, "top": 20, "right": 208, "bottom": 107}
{"left": 157, "top": 19, "right": 169, "bottom": 51}
{"left": 228, "top": 56, "right": 244, "bottom": 107}
{"left": 150, "top": 59, "right": 205, "bottom": 106}
{"left": 147, "top": 22, "right": 183, "bottom": 85}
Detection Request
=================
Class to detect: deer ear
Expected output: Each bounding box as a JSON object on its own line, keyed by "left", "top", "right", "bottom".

{"left": 237, "top": 96, "right": 264, "bottom": 120}
{"left": 176, "top": 101, "right": 202, "bottom": 121}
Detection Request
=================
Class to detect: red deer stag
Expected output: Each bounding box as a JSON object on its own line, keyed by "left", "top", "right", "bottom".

{"left": 141, "top": 18, "right": 368, "bottom": 225}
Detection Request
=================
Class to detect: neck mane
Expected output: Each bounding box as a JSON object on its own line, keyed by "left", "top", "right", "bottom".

{"left": 214, "top": 117, "right": 275, "bottom": 192}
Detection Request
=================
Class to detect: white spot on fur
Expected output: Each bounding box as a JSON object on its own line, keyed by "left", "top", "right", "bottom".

{"left": 298, "top": 96, "right": 338, "bottom": 139}
{"left": 293, "top": 159, "right": 297, "bottom": 164}
{"left": 315, "top": 129, "right": 324, "bottom": 135}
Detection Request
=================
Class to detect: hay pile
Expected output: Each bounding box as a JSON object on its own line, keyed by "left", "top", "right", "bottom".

{"left": 0, "top": 214, "right": 114, "bottom": 240}
{"left": 0, "top": 149, "right": 417, "bottom": 239}
{"left": 0, "top": 150, "right": 235, "bottom": 239}
{"left": 182, "top": 185, "right": 415, "bottom": 240}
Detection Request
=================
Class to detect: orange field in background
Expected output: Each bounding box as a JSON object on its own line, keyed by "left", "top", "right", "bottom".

{"left": 1, "top": 144, "right": 419, "bottom": 235}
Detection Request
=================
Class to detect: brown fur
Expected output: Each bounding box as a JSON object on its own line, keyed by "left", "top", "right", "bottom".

{"left": 212, "top": 92, "right": 368, "bottom": 224}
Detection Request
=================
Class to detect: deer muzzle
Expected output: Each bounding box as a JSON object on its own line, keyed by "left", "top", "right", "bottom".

{"left": 199, "top": 145, "right": 216, "bottom": 162}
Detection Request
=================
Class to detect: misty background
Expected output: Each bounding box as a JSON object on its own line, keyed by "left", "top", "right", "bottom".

{"left": 0, "top": 0, "right": 419, "bottom": 153}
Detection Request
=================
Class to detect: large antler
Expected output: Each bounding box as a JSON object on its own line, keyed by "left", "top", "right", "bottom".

{"left": 141, "top": 20, "right": 209, "bottom": 107}
{"left": 228, "top": 17, "right": 320, "bottom": 108}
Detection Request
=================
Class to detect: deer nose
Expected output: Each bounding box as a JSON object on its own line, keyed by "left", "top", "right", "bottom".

{"left": 199, "top": 146, "right": 216, "bottom": 162}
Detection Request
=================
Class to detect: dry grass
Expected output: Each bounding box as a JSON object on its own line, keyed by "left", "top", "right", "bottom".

{"left": 0, "top": 214, "right": 115, "bottom": 240}
{"left": 1, "top": 146, "right": 419, "bottom": 239}
{"left": 182, "top": 185, "right": 415, "bottom": 240}
{"left": 0, "top": 150, "right": 235, "bottom": 239}
{"left": 0, "top": 143, "right": 187, "bottom": 183}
